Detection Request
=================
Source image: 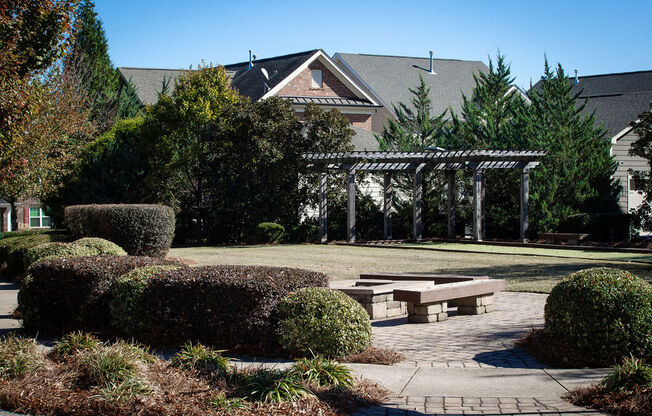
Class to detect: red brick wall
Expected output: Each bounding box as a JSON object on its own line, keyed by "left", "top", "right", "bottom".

{"left": 346, "top": 113, "right": 372, "bottom": 130}
{"left": 278, "top": 61, "right": 356, "bottom": 98}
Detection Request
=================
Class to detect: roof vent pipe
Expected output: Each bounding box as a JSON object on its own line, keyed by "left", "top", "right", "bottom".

{"left": 574, "top": 69, "right": 579, "bottom": 85}
{"left": 429, "top": 50, "right": 436, "bottom": 74}
{"left": 248, "top": 50, "right": 256, "bottom": 70}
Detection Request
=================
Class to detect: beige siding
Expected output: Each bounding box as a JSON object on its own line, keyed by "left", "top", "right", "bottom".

{"left": 612, "top": 130, "right": 649, "bottom": 213}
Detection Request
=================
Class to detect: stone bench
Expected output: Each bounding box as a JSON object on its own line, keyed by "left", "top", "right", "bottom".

{"left": 393, "top": 279, "right": 506, "bottom": 323}
{"left": 540, "top": 232, "right": 590, "bottom": 245}
{"left": 329, "top": 279, "right": 426, "bottom": 319}
{"left": 360, "top": 272, "right": 489, "bottom": 284}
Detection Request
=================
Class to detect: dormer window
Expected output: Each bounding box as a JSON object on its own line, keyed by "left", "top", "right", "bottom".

{"left": 311, "top": 69, "right": 323, "bottom": 89}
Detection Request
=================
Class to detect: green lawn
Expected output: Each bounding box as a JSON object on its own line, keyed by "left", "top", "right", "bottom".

{"left": 169, "top": 244, "right": 652, "bottom": 293}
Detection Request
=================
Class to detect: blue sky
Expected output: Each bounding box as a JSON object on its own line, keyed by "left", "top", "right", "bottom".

{"left": 96, "top": 0, "right": 651, "bottom": 89}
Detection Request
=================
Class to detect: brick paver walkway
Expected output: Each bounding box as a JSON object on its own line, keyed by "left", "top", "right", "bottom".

{"left": 352, "top": 396, "right": 603, "bottom": 415}
{"left": 372, "top": 292, "right": 547, "bottom": 368}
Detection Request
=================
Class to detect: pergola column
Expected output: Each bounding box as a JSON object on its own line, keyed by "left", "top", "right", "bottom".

{"left": 319, "top": 171, "right": 328, "bottom": 244}
{"left": 383, "top": 172, "right": 392, "bottom": 240}
{"left": 347, "top": 169, "right": 356, "bottom": 243}
{"left": 473, "top": 168, "right": 484, "bottom": 241}
{"left": 520, "top": 166, "right": 530, "bottom": 242}
{"left": 413, "top": 164, "right": 424, "bottom": 240}
{"left": 446, "top": 170, "right": 456, "bottom": 239}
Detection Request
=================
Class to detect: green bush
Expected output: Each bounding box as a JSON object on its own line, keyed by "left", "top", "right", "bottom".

{"left": 0, "top": 335, "right": 42, "bottom": 377}
{"left": 278, "top": 288, "right": 372, "bottom": 358}
{"left": 65, "top": 204, "right": 175, "bottom": 257}
{"left": 0, "top": 228, "right": 66, "bottom": 240}
{"left": 252, "top": 222, "right": 287, "bottom": 244}
{"left": 24, "top": 237, "right": 126, "bottom": 269}
{"left": 50, "top": 332, "right": 100, "bottom": 360}
{"left": 544, "top": 267, "right": 652, "bottom": 362}
{"left": 19, "top": 255, "right": 180, "bottom": 334}
{"left": 601, "top": 355, "right": 652, "bottom": 392}
{"left": 0, "top": 233, "right": 62, "bottom": 278}
{"left": 110, "top": 265, "right": 181, "bottom": 336}
{"left": 243, "top": 369, "right": 311, "bottom": 403}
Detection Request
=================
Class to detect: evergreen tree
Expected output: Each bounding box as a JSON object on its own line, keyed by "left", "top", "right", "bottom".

{"left": 448, "top": 54, "right": 526, "bottom": 238}
{"left": 520, "top": 60, "right": 618, "bottom": 234}
{"left": 629, "top": 103, "right": 652, "bottom": 231}
{"left": 67, "top": 0, "right": 141, "bottom": 131}
{"left": 376, "top": 75, "right": 447, "bottom": 151}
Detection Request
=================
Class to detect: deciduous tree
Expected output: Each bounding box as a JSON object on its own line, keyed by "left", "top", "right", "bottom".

{"left": 629, "top": 103, "right": 652, "bottom": 231}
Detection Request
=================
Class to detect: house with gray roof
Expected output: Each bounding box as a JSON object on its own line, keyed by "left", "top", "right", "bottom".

{"left": 532, "top": 70, "right": 652, "bottom": 215}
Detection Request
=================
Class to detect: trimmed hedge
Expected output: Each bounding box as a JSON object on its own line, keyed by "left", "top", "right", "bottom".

{"left": 23, "top": 238, "right": 126, "bottom": 269}
{"left": 19, "top": 255, "right": 180, "bottom": 334}
{"left": 136, "top": 266, "right": 328, "bottom": 352}
{"left": 0, "top": 233, "right": 65, "bottom": 278}
{"left": 65, "top": 204, "right": 175, "bottom": 257}
{"left": 545, "top": 267, "right": 652, "bottom": 362}
{"left": 253, "top": 222, "right": 287, "bottom": 244}
{"left": 110, "top": 265, "right": 182, "bottom": 336}
{"left": 277, "top": 288, "right": 372, "bottom": 358}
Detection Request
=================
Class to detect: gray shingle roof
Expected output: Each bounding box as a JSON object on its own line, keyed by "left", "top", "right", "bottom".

{"left": 334, "top": 53, "right": 489, "bottom": 119}
{"left": 350, "top": 126, "right": 380, "bottom": 151}
{"left": 117, "top": 67, "right": 188, "bottom": 105}
{"left": 530, "top": 71, "right": 652, "bottom": 138}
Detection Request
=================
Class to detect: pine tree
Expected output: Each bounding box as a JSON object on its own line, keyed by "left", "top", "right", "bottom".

{"left": 447, "top": 54, "right": 526, "bottom": 238}
{"left": 66, "top": 0, "right": 141, "bottom": 130}
{"left": 376, "top": 75, "right": 447, "bottom": 151}
{"left": 520, "top": 60, "right": 618, "bottom": 234}
{"left": 629, "top": 103, "right": 652, "bottom": 231}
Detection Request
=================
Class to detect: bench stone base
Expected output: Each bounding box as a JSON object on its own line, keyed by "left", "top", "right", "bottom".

{"left": 456, "top": 295, "right": 494, "bottom": 315}
{"left": 347, "top": 293, "right": 407, "bottom": 320}
{"left": 407, "top": 301, "right": 448, "bottom": 323}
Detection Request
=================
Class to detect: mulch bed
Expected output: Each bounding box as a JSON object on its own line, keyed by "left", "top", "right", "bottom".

{"left": 341, "top": 346, "right": 405, "bottom": 366}
{"left": 566, "top": 385, "right": 652, "bottom": 416}
{"left": 0, "top": 358, "right": 388, "bottom": 416}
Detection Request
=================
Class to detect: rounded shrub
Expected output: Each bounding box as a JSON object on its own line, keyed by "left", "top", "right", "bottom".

{"left": 111, "top": 265, "right": 181, "bottom": 336}
{"left": 277, "top": 287, "right": 372, "bottom": 358}
{"left": 23, "top": 238, "right": 126, "bottom": 269}
{"left": 0, "top": 233, "right": 62, "bottom": 279}
{"left": 65, "top": 204, "right": 175, "bottom": 257}
{"left": 253, "top": 222, "right": 287, "bottom": 244}
{"left": 544, "top": 267, "right": 652, "bottom": 362}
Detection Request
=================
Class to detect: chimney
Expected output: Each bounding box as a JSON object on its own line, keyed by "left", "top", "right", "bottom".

{"left": 574, "top": 69, "right": 579, "bottom": 85}
{"left": 429, "top": 50, "right": 436, "bottom": 74}
{"left": 248, "top": 50, "right": 255, "bottom": 70}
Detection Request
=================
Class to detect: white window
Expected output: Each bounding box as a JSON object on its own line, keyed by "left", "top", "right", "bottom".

{"left": 29, "top": 207, "right": 51, "bottom": 228}
{"left": 311, "top": 69, "right": 323, "bottom": 88}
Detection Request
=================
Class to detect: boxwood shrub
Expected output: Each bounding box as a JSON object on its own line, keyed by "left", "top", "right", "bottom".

{"left": 0, "top": 233, "right": 65, "bottom": 279}
{"left": 19, "top": 255, "right": 180, "bottom": 334}
{"left": 110, "top": 265, "right": 183, "bottom": 337}
{"left": 138, "top": 266, "right": 328, "bottom": 352}
{"left": 24, "top": 238, "right": 126, "bottom": 269}
{"left": 65, "top": 204, "right": 175, "bottom": 257}
{"left": 544, "top": 267, "right": 652, "bottom": 362}
{"left": 277, "top": 287, "right": 372, "bottom": 358}
{"left": 252, "top": 222, "right": 287, "bottom": 244}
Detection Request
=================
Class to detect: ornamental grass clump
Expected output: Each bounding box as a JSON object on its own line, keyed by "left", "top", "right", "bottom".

{"left": 50, "top": 332, "right": 100, "bottom": 360}
{"left": 544, "top": 267, "right": 652, "bottom": 363}
{"left": 0, "top": 335, "right": 42, "bottom": 378}
{"left": 171, "top": 342, "right": 231, "bottom": 378}
{"left": 243, "top": 368, "right": 311, "bottom": 403}
{"left": 290, "top": 356, "right": 354, "bottom": 388}
{"left": 277, "top": 287, "right": 372, "bottom": 358}
{"left": 601, "top": 356, "right": 652, "bottom": 393}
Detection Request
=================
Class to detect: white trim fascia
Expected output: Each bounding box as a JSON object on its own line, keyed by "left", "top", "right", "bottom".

{"left": 332, "top": 53, "right": 396, "bottom": 118}
{"left": 293, "top": 105, "right": 377, "bottom": 115}
{"left": 610, "top": 123, "right": 638, "bottom": 145}
{"left": 261, "top": 50, "right": 379, "bottom": 106}
{"left": 506, "top": 85, "right": 531, "bottom": 105}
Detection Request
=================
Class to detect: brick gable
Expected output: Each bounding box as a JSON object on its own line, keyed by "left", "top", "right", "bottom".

{"left": 277, "top": 60, "right": 357, "bottom": 98}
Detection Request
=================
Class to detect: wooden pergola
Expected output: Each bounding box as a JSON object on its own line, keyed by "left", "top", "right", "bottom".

{"left": 304, "top": 149, "right": 546, "bottom": 244}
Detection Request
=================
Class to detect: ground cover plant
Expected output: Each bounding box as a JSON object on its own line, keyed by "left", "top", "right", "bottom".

{"left": 168, "top": 244, "right": 652, "bottom": 293}
{"left": 566, "top": 356, "right": 652, "bottom": 416}
{"left": 519, "top": 267, "right": 652, "bottom": 367}
{"left": 0, "top": 336, "right": 387, "bottom": 416}
{"left": 65, "top": 204, "right": 175, "bottom": 257}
